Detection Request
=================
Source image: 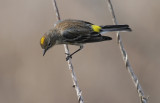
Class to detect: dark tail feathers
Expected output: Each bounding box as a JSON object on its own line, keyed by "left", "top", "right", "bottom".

{"left": 101, "top": 25, "right": 132, "bottom": 32}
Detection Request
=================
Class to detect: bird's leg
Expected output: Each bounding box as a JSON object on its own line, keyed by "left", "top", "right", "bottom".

{"left": 65, "top": 45, "right": 83, "bottom": 61}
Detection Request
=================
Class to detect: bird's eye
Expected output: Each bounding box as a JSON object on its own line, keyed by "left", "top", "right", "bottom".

{"left": 48, "top": 42, "right": 52, "bottom": 47}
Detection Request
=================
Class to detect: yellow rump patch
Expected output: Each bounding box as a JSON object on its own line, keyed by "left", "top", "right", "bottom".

{"left": 40, "top": 36, "right": 45, "bottom": 45}
{"left": 91, "top": 25, "right": 102, "bottom": 32}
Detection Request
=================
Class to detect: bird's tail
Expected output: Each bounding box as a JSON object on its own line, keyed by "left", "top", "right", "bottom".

{"left": 100, "top": 25, "right": 132, "bottom": 32}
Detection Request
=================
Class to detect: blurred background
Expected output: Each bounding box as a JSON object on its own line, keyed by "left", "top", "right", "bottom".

{"left": 0, "top": 0, "right": 159, "bottom": 103}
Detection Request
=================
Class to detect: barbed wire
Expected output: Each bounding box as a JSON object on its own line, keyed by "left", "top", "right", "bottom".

{"left": 106, "top": 0, "right": 148, "bottom": 103}
{"left": 52, "top": 0, "right": 84, "bottom": 103}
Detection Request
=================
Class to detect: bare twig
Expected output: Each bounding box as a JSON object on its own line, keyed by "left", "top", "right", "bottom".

{"left": 51, "top": 0, "right": 84, "bottom": 103}
{"left": 106, "top": 0, "right": 148, "bottom": 103}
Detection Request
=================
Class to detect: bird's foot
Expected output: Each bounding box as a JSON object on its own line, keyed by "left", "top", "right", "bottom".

{"left": 65, "top": 53, "right": 72, "bottom": 61}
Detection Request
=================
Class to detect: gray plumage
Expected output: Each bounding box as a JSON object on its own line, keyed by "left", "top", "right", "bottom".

{"left": 40, "top": 19, "right": 131, "bottom": 59}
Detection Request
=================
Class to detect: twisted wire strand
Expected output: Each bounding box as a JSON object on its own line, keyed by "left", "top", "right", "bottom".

{"left": 107, "top": 0, "right": 148, "bottom": 103}
{"left": 52, "top": 0, "right": 84, "bottom": 103}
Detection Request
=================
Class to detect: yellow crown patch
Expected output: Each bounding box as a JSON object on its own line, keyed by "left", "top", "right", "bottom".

{"left": 40, "top": 36, "right": 45, "bottom": 45}
{"left": 91, "top": 25, "right": 102, "bottom": 32}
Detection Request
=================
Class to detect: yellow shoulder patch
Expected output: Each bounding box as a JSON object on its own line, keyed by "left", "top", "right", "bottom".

{"left": 91, "top": 25, "right": 102, "bottom": 32}
{"left": 40, "top": 36, "right": 45, "bottom": 45}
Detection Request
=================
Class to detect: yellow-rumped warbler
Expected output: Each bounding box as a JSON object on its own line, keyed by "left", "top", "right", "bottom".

{"left": 40, "top": 19, "right": 131, "bottom": 60}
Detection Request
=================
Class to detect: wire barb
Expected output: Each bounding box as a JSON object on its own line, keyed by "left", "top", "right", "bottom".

{"left": 51, "top": 0, "right": 84, "bottom": 103}
{"left": 106, "top": 0, "right": 148, "bottom": 103}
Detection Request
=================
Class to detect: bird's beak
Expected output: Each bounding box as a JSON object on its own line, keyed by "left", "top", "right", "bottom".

{"left": 43, "top": 49, "right": 47, "bottom": 56}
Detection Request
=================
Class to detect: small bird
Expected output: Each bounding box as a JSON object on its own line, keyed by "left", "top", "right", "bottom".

{"left": 40, "top": 19, "right": 131, "bottom": 60}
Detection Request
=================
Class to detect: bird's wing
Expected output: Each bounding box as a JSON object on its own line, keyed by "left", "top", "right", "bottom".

{"left": 57, "top": 20, "right": 98, "bottom": 39}
{"left": 62, "top": 27, "right": 91, "bottom": 42}
{"left": 55, "top": 19, "right": 101, "bottom": 42}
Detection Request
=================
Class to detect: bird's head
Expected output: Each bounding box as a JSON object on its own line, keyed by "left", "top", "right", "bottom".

{"left": 40, "top": 30, "right": 57, "bottom": 56}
